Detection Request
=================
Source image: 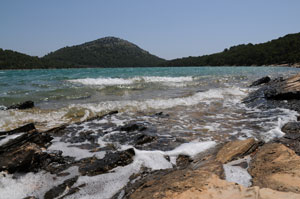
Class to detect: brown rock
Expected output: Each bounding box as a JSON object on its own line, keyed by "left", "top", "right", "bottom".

{"left": 128, "top": 160, "right": 300, "bottom": 199}
{"left": 216, "top": 138, "right": 259, "bottom": 163}
{"left": 249, "top": 143, "right": 300, "bottom": 193}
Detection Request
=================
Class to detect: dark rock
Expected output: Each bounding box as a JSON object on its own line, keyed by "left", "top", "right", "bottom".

{"left": 250, "top": 76, "right": 271, "bottom": 87}
{"left": 7, "top": 101, "right": 34, "bottom": 110}
{"left": 153, "top": 112, "right": 169, "bottom": 118}
{"left": 120, "top": 123, "right": 147, "bottom": 132}
{"left": 243, "top": 73, "right": 300, "bottom": 112}
{"left": 44, "top": 176, "right": 79, "bottom": 199}
{"left": 78, "top": 148, "right": 135, "bottom": 176}
{"left": 0, "top": 123, "right": 36, "bottom": 136}
{"left": 0, "top": 124, "right": 55, "bottom": 173}
{"left": 176, "top": 155, "right": 192, "bottom": 169}
{"left": 282, "top": 122, "right": 300, "bottom": 140}
{"left": 23, "top": 197, "right": 38, "bottom": 199}
{"left": 135, "top": 134, "right": 157, "bottom": 146}
{"left": 232, "top": 161, "right": 248, "bottom": 169}
{"left": 0, "top": 142, "right": 49, "bottom": 173}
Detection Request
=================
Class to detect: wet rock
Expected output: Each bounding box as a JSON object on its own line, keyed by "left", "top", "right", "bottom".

{"left": 249, "top": 143, "right": 300, "bottom": 193}
{"left": 265, "top": 73, "right": 300, "bottom": 100}
{"left": 243, "top": 73, "right": 300, "bottom": 112}
{"left": 0, "top": 123, "right": 55, "bottom": 173}
{"left": 120, "top": 123, "right": 147, "bottom": 132}
{"left": 0, "top": 142, "right": 49, "bottom": 173}
{"left": 7, "top": 100, "right": 34, "bottom": 110}
{"left": 216, "top": 138, "right": 261, "bottom": 163}
{"left": 153, "top": 112, "right": 169, "bottom": 118}
{"left": 135, "top": 134, "right": 157, "bottom": 146}
{"left": 44, "top": 176, "right": 79, "bottom": 199}
{"left": 78, "top": 148, "right": 135, "bottom": 176}
{"left": 282, "top": 122, "right": 300, "bottom": 139}
{"left": 0, "top": 123, "right": 36, "bottom": 136}
{"left": 250, "top": 76, "right": 271, "bottom": 87}
{"left": 176, "top": 155, "right": 192, "bottom": 169}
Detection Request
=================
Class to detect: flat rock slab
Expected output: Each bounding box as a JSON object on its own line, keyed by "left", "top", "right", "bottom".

{"left": 216, "top": 138, "right": 259, "bottom": 164}
{"left": 249, "top": 143, "right": 300, "bottom": 193}
{"left": 126, "top": 160, "right": 300, "bottom": 199}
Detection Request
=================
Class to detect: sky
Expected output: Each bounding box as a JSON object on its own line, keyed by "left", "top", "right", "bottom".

{"left": 1, "top": 0, "right": 300, "bottom": 60}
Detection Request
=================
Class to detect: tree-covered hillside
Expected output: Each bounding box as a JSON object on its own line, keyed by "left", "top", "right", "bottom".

{"left": 163, "top": 33, "right": 300, "bottom": 66}
{"left": 43, "top": 37, "right": 165, "bottom": 67}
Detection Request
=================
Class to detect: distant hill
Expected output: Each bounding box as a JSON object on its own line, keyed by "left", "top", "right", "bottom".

{"left": 0, "top": 37, "right": 165, "bottom": 69}
{"left": 43, "top": 37, "right": 165, "bottom": 67}
{"left": 1, "top": 33, "right": 300, "bottom": 69}
{"left": 163, "top": 33, "right": 300, "bottom": 67}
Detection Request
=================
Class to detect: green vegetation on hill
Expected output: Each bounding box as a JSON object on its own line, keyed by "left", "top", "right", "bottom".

{"left": 0, "top": 37, "right": 165, "bottom": 69}
{"left": 43, "top": 37, "right": 165, "bottom": 67}
{"left": 1, "top": 33, "right": 300, "bottom": 69}
{"left": 163, "top": 33, "right": 300, "bottom": 66}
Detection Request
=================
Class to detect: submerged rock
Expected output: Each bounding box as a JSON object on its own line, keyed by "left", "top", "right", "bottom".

{"left": 7, "top": 100, "right": 34, "bottom": 110}
{"left": 44, "top": 176, "right": 79, "bottom": 199}
{"left": 250, "top": 76, "right": 271, "bottom": 87}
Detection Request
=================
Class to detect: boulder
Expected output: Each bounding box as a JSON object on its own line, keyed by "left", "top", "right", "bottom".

{"left": 250, "top": 76, "right": 271, "bottom": 87}
{"left": 7, "top": 100, "right": 34, "bottom": 110}
{"left": 264, "top": 73, "right": 300, "bottom": 100}
{"left": 249, "top": 143, "right": 300, "bottom": 193}
{"left": 281, "top": 122, "right": 300, "bottom": 139}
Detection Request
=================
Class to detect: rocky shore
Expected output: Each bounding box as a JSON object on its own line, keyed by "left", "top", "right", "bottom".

{"left": 2, "top": 73, "right": 300, "bottom": 198}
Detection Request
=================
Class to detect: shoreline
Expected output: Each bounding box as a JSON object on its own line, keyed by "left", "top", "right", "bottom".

{"left": 1, "top": 64, "right": 300, "bottom": 71}
{"left": 1, "top": 72, "right": 300, "bottom": 198}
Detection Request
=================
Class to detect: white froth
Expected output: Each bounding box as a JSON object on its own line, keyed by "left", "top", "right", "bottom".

{"left": 0, "top": 167, "right": 79, "bottom": 199}
{"left": 48, "top": 137, "right": 106, "bottom": 160}
{"left": 263, "top": 108, "right": 298, "bottom": 142}
{"left": 68, "top": 77, "right": 136, "bottom": 85}
{"left": 223, "top": 156, "right": 252, "bottom": 187}
{"left": 65, "top": 140, "right": 216, "bottom": 199}
{"left": 0, "top": 133, "right": 23, "bottom": 146}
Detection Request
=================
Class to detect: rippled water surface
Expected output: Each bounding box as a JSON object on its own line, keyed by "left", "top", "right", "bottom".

{"left": 2, "top": 66, "right": 300, "bottom": 198}
{"left": 1, "top": 66, "right": 300, "bottom": 137}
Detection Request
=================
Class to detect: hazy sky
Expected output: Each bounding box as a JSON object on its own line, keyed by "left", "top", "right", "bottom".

{"left": 1, "top": 0, "right": 300, "bottom": 60}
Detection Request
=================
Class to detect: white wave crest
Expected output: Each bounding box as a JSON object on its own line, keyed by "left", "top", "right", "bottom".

{"left": 68, "top": 77, "right": 135, "bottom": 86}
{"left": 68, "top": 76, "right": 194, "bottom": 86}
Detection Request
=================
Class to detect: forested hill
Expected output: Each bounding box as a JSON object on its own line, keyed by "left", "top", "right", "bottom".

{"left": 163, "top": 33, "right": 300, "bottom": 67}
{"left": 1, "top": 33, "right": 300, "bottom": 69}
{"left": 0, "top": 37, "right": 165, "bottom": 69}
{"left": 43, "top": 37, "right": 165, "bottom": 67}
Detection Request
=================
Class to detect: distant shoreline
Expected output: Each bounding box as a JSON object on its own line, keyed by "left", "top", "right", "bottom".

{"left": 1, "top": 64, "right": 299, "bottom": 71}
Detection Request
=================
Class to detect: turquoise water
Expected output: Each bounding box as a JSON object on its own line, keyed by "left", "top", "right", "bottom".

{"left": 1, "top": 67, "right": 300, "bottom": 108}
{"left": 1, "top": 66, "right": 300, "bottom": 132}
{"left": 1, "top": 67, "right": 300, "bottom": 198}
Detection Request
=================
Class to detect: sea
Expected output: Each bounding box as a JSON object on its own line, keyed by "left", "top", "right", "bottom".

{"left": 1, "top": 66, "right": 300, "bottom": 198}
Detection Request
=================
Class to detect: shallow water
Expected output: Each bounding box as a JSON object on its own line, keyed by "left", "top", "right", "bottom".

{"left": 1, "top": 66, "right": 300, "bottom": 198}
